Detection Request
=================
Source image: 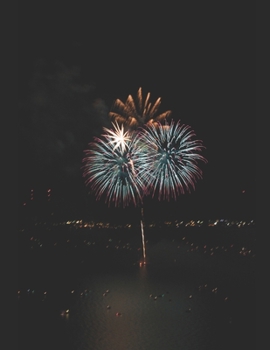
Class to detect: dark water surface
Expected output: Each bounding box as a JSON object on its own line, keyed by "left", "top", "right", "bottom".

{"left": 18, "top": 226, "right": 256, "bottom": 350}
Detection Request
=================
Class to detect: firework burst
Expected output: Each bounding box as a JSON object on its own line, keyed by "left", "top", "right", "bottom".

{"left": 82, "top": 122, "right": 146, "bottom": 208}
{"left": 105, "top": 122, "right": 132, "bottom": 153}
{"left": 109, "top": 87, "right": 172, "bottom": 129}
{"left": 135, "top": 120, "right": 207, "bottom": 201}
{"left": 83, "top": 89, "right": 207, "bottom": 265}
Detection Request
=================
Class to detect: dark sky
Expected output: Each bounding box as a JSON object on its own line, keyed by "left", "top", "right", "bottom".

{"left": 18, "top": 1, "right": 256, "bottom": 219}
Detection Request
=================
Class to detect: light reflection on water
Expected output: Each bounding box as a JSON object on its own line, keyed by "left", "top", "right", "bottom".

{"left": 67, "top": 264, "right": 214, "bottom": 350}
{"left": 18, "top": 231, "right": 255, "bottom": 350}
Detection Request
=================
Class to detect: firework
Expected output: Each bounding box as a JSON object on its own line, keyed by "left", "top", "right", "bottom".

{"left": 134, "top": 120, "right": 207, "bottom": 201}
{"left": 109, "top": 87, "right": 172, "bottom": 129}
{"left": 82, "top": 122, "right": 146, "bottom": 208}
{"left": 105, "top": 122, "right": 131, "bottom": 153}
{"left": 83, "top": 90, "right": 207, "bottom": 265}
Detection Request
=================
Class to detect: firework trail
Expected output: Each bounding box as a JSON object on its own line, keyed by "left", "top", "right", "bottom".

{"left": 134, "top": 120, "right": 207, "bottom": 201}
{"left": 109, "top": 87, "right": 172, "bottom": 129}
{"left": 140, "top": 208, "right": 146, "bottom": 261}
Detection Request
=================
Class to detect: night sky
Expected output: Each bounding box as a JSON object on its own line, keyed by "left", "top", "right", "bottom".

{"left": 18, "top": 1, "right": 256, "bottom": 220}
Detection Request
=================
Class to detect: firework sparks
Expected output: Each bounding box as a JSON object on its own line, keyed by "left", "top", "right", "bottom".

{"left": 105, "top": 122, "right": 131, "bottom": 153}
{"left": 82, "top": 122, "right": 146, "bottom": 208}
{"left": 134, "top": 120, "right": 207, "bottom": 201}
{"left": 109, "top": 87, "right": 172, "bottom": 129}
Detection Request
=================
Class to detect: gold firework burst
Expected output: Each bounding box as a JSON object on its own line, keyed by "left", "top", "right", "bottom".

{"left": 109, "top": 87, "right": 172, "bottom": 129}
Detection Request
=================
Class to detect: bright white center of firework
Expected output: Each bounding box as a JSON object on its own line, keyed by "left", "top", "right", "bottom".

{"left": 105, "top": 122, "right": 131, "bottom": 153}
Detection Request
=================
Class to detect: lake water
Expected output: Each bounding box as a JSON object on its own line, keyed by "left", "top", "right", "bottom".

{"left": 17, "top": 225, "right": 256, "bottom": 350}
